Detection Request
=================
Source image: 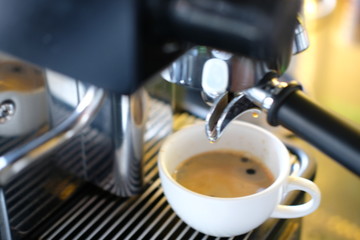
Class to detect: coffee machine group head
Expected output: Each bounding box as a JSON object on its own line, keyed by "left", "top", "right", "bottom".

{"left": 162, "top": 15, "right": 309, "bottom": 141}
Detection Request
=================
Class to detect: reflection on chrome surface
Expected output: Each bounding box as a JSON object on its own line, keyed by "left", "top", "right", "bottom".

{"left": 0, "top": 57, "right": 149, "bottom": 198}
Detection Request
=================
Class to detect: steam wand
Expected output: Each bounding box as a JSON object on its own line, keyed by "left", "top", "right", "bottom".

{"left": 206, "top": 73, "right": 360, "bottom": 176}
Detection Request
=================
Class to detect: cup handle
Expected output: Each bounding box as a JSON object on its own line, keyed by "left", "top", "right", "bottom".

{"left": 270, "top": 176, "right": 321, "bottom": 218}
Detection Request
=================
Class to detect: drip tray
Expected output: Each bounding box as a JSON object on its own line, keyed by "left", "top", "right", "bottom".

{"left": 1, "top": 100, "right": 316, "bottom": 239}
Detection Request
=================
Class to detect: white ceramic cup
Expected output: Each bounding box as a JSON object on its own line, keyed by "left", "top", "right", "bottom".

{"left": 158, "top": 121, "right": 321, "bottom": 237}
{"left": 0, "top": 61, "right": 48, "bottom": 136}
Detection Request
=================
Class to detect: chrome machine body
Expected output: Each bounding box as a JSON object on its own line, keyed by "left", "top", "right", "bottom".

{"left": 0, "top": 59, "right": 148, "bottom": 197}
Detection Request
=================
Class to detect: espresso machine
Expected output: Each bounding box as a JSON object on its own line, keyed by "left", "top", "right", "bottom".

{"left": 0, "top": 0, "right": 359, "bottom": 239}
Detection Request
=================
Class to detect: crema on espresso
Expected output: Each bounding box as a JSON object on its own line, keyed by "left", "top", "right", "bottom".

{"left": 173, "top": 150, "right": 274, "bottom": 198}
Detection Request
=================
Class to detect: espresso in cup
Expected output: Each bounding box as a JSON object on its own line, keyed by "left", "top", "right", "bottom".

{"left": 158, "top": 121, "right": 321, "bottom": 237}
{"left": 173, "top": 150, "right": 274, "bottom": 198}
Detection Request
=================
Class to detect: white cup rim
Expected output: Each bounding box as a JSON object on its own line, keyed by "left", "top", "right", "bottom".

{"left": 158, "top": 121, "right": 290, "bottom": 202}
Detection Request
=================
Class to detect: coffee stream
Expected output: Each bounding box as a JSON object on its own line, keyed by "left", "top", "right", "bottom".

{"left": 173, "top": 150, "right": 274, "bottom": 198}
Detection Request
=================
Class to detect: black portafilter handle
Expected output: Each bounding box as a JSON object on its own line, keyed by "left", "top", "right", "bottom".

{"left": 266, "top": 87, "right": 360, "bottom": 176}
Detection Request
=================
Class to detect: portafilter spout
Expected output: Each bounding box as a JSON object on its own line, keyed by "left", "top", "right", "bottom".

{"left": 204, "top": 71, "right": 285, "bottom": 142}
{"left": 205, "top": 92, "right": 260, "bottom": 142}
